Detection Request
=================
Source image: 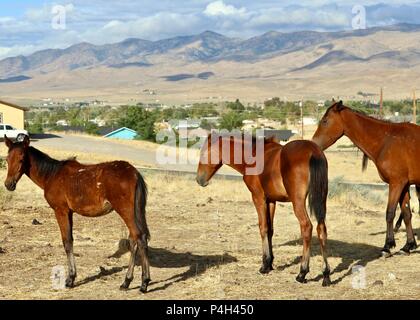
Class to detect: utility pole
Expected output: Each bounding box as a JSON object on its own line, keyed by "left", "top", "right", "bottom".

{"left": 413, "top": 89, "right": 417, "bottom": 124}
{"left": 379, "top": 87, "right": 383, "bottom": 117}
{"left": 300, "top": 100, "right": 304, "bottom": 139}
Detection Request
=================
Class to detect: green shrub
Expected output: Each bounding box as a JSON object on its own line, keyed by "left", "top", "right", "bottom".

{"left": 26, "top": 122, "right": 44, "bottom": 134}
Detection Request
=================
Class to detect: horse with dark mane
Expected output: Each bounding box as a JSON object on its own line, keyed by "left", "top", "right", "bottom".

{"left": 3, "top": 136, "right": 151, "bottom": 293}
{"left": 196, "top": 133, "right": 331, "bottom": 286}
{"left": 312, "top": 101, "right": 418, "bottom": 256}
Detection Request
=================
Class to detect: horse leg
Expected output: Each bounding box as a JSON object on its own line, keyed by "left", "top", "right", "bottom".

{"left": 382, "top": 182, "right": 405, "bottom": 256}
{"left": 316, "top": 221, "right": 331, "bottom": 286}
{"left": 291, "top": 197, "right": 312, "bottom": 283}
{"left": 137, "top": 234, "right": 151, "bottom": 293}
{"left": 267, "top": 201, "right": 276, "bottom": 270}
{"left": 118, "top": 212, "right": 150, "bottom": 293}
{"left": 394, "top": 211, "right": 404, "bottom": 233}
{"left": 399, "top": 188, "right": 418, "bottom": 254}
{"left": 119, "top": 216, "right": 140, "bottom": 291}
{"left": 416, "top": 185, "right": 420, "bottom": 215}
{"left": 55, "top": 209, "right": 77, "bottom": 288}
{"left": 395, "top": 187, "right": 411, "bottom": 232}
{"left": 252, "top": 195, "right": 272, "bottom": 274}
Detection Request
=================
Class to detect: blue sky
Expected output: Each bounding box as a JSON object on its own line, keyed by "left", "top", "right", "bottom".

{"left": 0, "top": 1, "right": 420, "bottom": 59}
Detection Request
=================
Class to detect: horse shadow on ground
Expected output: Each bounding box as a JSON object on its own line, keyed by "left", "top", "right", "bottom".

{"left": 75, "top": 241, "right": 237, "bottom": 292}
{"left": 276, "top": 238, "right": 383, "bottom": 285}
{"left": 29, "top": 133, "right": 62, "bottom": 141}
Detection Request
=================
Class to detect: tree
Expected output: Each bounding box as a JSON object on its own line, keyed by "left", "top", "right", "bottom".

{"left": 84, "top": 122, "right": 99, "bottom": 135}
{"left": 226, "top": 99, "right": 245, "bottom": 111}
{"left": 25, "top": 121, "right": 43, "bottom": 134}
{"left": 200, "top": 119, "right": 216, "bottom": 130}
{"left": 118, "top": 106, "right": 158, "bottom": 141}
{"left": 263, "top": 106, "right": 286, "bottom": 124}
{"left": 219, "top": 111, "right": 243, "bottom": 131}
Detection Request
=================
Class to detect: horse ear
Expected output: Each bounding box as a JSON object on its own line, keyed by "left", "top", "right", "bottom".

{"left": 22, "top": 135, "right": 30, "bottom": 149}
{"left": 4, "top": 135, "right": 12, "bottom": 148}
{"left": 334, "top": 100, "right": 344, "bottom": 111}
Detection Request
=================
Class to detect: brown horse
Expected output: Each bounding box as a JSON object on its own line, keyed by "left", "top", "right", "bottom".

{"left": 196, "top": 133, "right": 331, "bottom": 286}
{"left": 312, "top": 101, "right": 418, "bottom": 256}
{"left": 3, "top": 136, "right": 151, "bottom": 293}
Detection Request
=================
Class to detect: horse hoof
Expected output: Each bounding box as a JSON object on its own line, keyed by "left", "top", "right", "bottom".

{"left": 295, "top": 274, "right": 307, "bottom": 284}
{"left": 119, "top": 284, "right": 129, "bottom": 291}
{"left": 140, "top": 285, "right": 148, "bottom": 294}
{"left": 381, "top": 250, "right": 391, "bottom": 258}
{"left": 259, "top": 266, "right": 272, "bottom": 274}
{"left": 322, "top": 277, "right": 332, "bottom": 287}
{"left": 400, "top": 241, "right": 418, "bottom": 254}
{"left": 65, "top": 279, "right": 75, "bottom": 288}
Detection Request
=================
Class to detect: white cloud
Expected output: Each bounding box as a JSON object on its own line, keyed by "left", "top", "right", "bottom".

{"left": 0, "top": 1, "right": 420, "bottom": 60}
{"left": 204, "top": 1, "right": 247, "bottom": 17}
{"left": 91, "top": 12, "right": 202, "bottom": 42}
{"left": 249, "top": 7, "right": 349, "bottom": 29}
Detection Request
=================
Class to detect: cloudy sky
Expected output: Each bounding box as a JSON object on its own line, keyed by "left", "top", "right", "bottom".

{"left": 0, "top": 0, "right": 420, "bottom": 59}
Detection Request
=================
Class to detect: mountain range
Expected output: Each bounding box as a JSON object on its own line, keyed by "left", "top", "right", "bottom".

{"left": 1, "top": 23, "right": 420, "bottom": 104}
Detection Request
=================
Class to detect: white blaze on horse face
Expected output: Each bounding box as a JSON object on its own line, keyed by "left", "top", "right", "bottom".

{"left": 244, "top": 130, "right": 264, "bottom": 175}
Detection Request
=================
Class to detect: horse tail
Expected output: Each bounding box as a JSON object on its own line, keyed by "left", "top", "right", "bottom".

{"left": 135, "top": 172, "right": 150, "bottom": 241}
{"left": 308, "top": 152, "right": 328, "bottom": 224}
{"left": 362, "top": 153, "right": 369, "bottom": 172}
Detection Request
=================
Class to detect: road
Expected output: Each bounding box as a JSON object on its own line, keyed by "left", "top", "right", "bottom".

{"left": 30, "top": 134, "right": 232, "bottom": 174}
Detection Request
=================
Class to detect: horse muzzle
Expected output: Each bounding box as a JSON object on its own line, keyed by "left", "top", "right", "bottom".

{"left": 196, "top": 175, "right": 209, "bottom": 187}
{"left": 4, "top": 180, "right": 16, "bottom": 191}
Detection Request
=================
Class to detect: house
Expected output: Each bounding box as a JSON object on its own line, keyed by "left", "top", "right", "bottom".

{"left": 0, "top": 100, "right": 29, "bottom": 129}
{"left": 103, "top": 127, "right": 138, "bottom": 140}
{"left": 56, "top": 120, "right": 69, "bottom": 126}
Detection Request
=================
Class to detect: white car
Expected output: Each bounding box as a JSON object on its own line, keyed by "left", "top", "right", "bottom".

{"left": 0, "top": 124, "right": 29, "bottom": 142}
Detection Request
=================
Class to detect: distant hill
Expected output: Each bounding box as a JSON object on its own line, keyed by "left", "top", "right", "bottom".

{"left": 1, "top": 23, "right": 420, "bottom": 102}
{"left": 2, "top": 24, "right": 420, "bottom": 77}
{"left": 0, "top": 75, "right": 32, "bottom": 83}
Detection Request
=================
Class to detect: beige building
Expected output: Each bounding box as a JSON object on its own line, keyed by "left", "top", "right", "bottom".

{"left": 0, "top": 100, "right": 28, "bottom": 129}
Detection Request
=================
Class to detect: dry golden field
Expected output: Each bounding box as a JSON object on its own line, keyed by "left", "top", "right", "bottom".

{"left": 0, "top": 155, "right": 419, "bottom": 299}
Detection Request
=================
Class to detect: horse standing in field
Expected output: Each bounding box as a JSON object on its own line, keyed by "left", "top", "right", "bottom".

{"left": 196, "top": 133, "right": 331, "bottom": 286}
{"left": 312, "top": 101, "right": 418, "bottom": 256}
{"left": 3, "top": 136, "right": 151, "bottom": 293}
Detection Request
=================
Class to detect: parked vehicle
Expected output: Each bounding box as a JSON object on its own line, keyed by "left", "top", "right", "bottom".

{"left": 0, "top": 124, "right": 29, "bottom": 142}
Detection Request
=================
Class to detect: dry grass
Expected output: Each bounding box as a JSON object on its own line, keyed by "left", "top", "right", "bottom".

{"left": 0, "top": 168, "right": 419, "bottom": 300}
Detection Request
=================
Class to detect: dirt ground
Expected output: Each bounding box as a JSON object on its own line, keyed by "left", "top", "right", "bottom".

{"left": 0, "top": 165, "right": 419, "bottom": 300}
